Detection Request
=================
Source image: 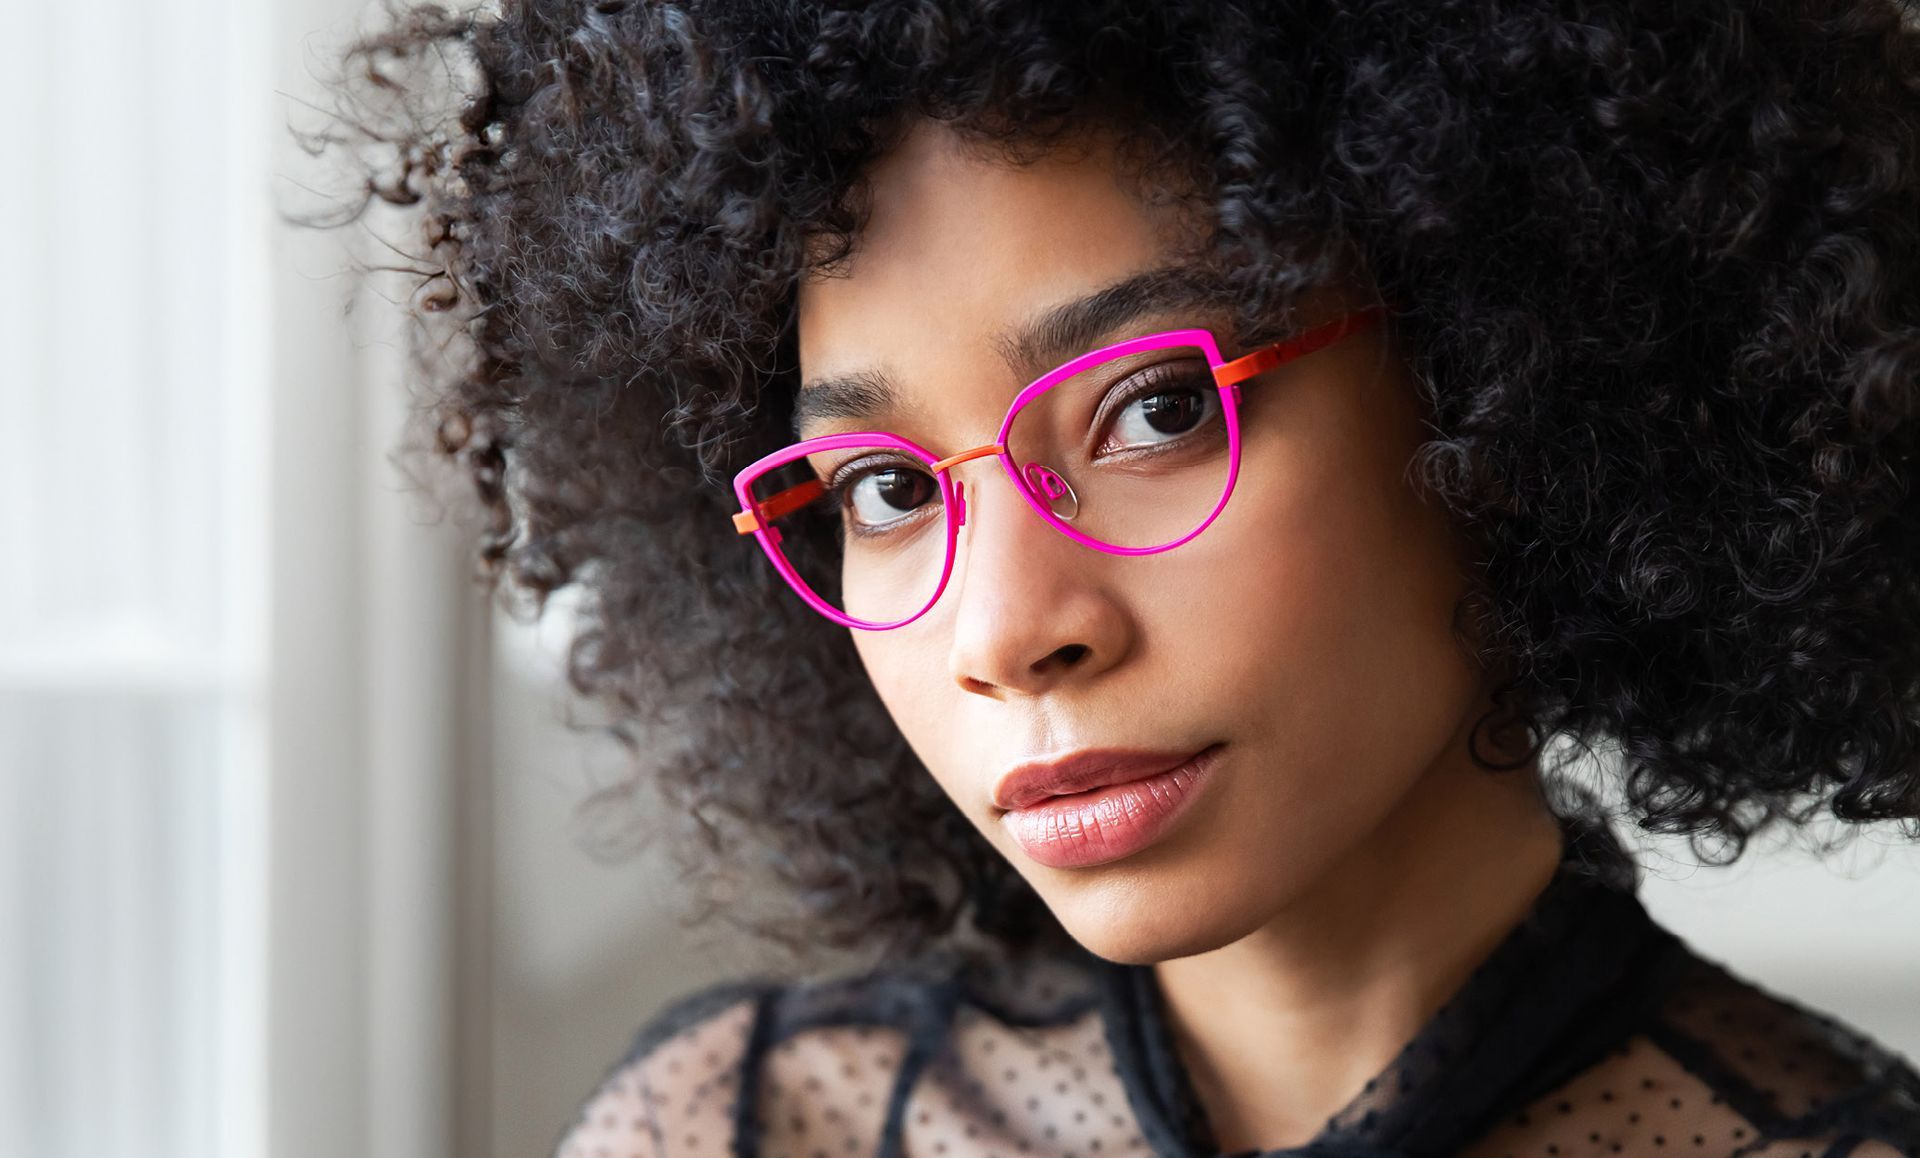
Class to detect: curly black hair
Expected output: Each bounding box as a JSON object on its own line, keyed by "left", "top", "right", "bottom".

{"left": 300, "top": 0, "right": 1920, "bottom": 970}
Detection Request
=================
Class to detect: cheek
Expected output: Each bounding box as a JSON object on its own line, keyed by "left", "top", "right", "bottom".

{"left": 851, "top": 632, "right": 959, "bottom": 786}
{"left": 1152, "top": 366, "right": 1478, "bottom": 799}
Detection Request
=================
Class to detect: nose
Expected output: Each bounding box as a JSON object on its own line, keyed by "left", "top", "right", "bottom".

{"left": 942, "top": 464, "right": 1131, "bottom": 698}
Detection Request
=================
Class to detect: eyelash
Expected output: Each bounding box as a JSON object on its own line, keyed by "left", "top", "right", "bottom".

{"left": 821, "top": 454, "right": 935, "bottom": 539}
{"left": 1089, "top": 359, "right": 1215, "bottom": 456}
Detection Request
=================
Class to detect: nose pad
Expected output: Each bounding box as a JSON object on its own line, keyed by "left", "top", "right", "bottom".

{"left": 953, "top": 479, "right": 967, "bottom": 526}
{"left": 1022, "top": 462, "right": 1080, "bottom": 521}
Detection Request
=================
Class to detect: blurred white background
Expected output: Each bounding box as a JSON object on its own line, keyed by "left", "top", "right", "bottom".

{"left": 0, "top": 2, "right": 1915, "bottom": 1157}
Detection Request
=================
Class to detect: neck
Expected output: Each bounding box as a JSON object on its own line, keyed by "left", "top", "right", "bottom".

{"left": 1150, "top": 742, "right": 1567, "bottom": 1152}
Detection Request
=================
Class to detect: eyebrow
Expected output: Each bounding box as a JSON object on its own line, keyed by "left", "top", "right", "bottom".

{"left": 791, "top": 262, "right": 1233, "bottom": 440}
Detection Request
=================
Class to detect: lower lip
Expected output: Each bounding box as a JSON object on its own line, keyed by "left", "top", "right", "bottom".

{"left": 1000, "top": 743, "right": 1225, "bottom": 870}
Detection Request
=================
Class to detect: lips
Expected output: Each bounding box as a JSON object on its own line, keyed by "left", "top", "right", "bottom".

{"left": 997, "top": 743, "right": 1226, "bottom": 869}
{"left": 993, "top": 744, "right": 1219, "bottom": 812}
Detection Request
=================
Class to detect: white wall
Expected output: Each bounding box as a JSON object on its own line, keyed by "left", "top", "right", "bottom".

{"left": 1635, "top": 823, "right": 1920, "bottom": 1053}
{"left": 2, "top": 1, "right": 273, "bottom": 1155}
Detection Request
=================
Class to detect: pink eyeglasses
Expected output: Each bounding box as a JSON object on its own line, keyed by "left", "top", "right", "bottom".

{"left": 728, "top": 305, "right": 1387, "bottom": 630}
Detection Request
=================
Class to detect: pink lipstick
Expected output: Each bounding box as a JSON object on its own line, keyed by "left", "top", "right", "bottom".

{"left": 997, "top": 742, "right": 1225, "bottom": 869}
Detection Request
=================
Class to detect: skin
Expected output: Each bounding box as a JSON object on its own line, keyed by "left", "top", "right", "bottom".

{"left": 795, "top": 118, "right": 1567, "bottom": 1150}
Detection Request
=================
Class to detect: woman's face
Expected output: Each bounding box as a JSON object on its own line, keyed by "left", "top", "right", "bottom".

{"left": 796, "top": 119, "right": 1502, "bottom": 964}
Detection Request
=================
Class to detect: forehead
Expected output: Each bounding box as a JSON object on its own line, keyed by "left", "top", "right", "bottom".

{"left": 795, "top": 120, "right": 1201, "bottom": 380}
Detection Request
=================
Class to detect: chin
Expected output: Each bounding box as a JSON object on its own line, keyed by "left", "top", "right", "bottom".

{"left": 1038, "top": 860, "right": 1279, "bottom": 966}
{"left": 1061, "top": 908, "right": 1258, "bottom": 966}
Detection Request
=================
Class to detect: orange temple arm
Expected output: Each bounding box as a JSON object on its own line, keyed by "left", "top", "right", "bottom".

{"left": 1214, "top": 305, "right": 1386, "bottom": 388}
{"left": 733, "top": 478, "right": 827, "bottom": 534}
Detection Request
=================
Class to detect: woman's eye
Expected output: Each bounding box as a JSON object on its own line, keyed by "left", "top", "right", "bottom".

{"left": 1107, "top": 376, "right": 1222, "bottom": 450}
{"left": 842, "top": 465, "right": 937, "bottom": 530}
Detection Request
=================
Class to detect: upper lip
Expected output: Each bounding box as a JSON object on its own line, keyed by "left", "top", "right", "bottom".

{"left": 993, "top": 744, "right": 1217, "bottom": 812}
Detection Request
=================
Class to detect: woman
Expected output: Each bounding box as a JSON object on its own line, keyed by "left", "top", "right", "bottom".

{"left": 320, "top": 1, "right": 1920, "bottom": 1154}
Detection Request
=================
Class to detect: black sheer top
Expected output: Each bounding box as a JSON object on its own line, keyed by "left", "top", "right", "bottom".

{"left": 554, "top": 821, "right": 1920, "bottom": 1158}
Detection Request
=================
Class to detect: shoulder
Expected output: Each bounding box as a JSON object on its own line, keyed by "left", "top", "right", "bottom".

{"left": 1477, "top": 945, "right": 1920, "bottom": 1158}
{"left": 549, "top": 948, "right": 1102, "bottom": 1158}
{"left": 1648, "top": 952, "right": 1920, "bottom": 1156}
{"left": 550, "top": 975, "right": 773, "bottom": 1158}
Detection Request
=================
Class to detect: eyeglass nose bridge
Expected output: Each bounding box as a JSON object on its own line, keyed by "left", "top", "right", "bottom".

{"left": 927, "top": 441, "right": 1006, "bottom": 528}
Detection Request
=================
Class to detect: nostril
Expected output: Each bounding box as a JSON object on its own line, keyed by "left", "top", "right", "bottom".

{"left": 1049, "top": 643, "right": 1089, "bottom": 667}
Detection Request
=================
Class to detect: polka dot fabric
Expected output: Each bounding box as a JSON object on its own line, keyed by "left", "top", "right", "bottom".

{"left": 895, "top": 1003, "right": 1115, "bottom": 1155}
{"left": 560, "top": 987, "right": 759, "bottom": 1156}
{"left": 553, "top": 822, "right": 1920, "bottom": 1158}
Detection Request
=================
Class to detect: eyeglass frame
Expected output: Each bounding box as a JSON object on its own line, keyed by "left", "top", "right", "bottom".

{"left": 728, "top": 303, "right": 1388, "bottom": 631}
